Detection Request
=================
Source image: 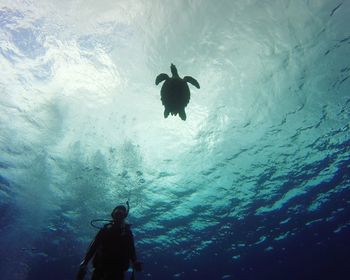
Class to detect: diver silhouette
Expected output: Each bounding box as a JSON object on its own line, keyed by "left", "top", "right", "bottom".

{"left": 76, "top": 202, "right": 142, "bottom": 280}
{"left": 155, "top": 64, "right": 200, "bottom": 121}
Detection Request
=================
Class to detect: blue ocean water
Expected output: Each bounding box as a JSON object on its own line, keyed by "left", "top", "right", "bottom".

{"left": 0, "top": 1, "right": 349, "bottom": 279}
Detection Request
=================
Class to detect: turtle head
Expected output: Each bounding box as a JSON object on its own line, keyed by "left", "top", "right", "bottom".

{"left": 170, "top": 64, "right": 179, "bottom": 77}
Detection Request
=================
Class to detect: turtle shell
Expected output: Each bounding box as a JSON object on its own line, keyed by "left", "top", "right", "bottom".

{"left": 160, "top": 77, "right": 190, "bottom": 116}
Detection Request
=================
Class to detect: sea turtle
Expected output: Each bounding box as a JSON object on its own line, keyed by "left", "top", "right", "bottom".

{"left": 155, "top": 64, "right": 200, "bottom": 121}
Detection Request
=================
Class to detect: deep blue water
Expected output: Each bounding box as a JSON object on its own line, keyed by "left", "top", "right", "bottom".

{"left": 0, "top": 1, "right": 349, "bottom": 279}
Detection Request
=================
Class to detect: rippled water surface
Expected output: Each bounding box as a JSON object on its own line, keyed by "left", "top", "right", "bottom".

{"left": 0, "top": 1, "right": 349, "bottom": 279}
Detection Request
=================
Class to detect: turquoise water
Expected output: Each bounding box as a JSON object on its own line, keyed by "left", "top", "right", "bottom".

{"left": 0, "top": 1, "right": 349, "bottom": 279}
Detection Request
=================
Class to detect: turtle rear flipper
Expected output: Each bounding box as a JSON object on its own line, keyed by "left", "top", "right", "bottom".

{"left": 179, "top": 109, "right": 186, "bottom": 121}
{"left": 155, "top": 73, "right": 169, "bottom": 85}
{"left": 164, "top": 108, "right": 170, "bottom": 118}
{"left": 184, "top": 76, "right": 200, "bottom": 89}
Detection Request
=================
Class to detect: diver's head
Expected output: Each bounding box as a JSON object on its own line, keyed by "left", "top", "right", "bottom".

{"left": 111, "top": 205, "right": 127, "bottom": 222}
{"left": 170, "top": 63, "right": 178, "bottom": 77}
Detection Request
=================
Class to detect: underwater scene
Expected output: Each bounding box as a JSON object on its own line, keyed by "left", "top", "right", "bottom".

{"left": 0, "top": 0, "right": 349, "bottom": 279}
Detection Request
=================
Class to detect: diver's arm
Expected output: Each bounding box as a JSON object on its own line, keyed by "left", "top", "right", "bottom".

{"left": 76, "top": 233, "right": 101, "bottom": 280}
{"left": 81, "top": 227, "right": 104, "bottom": 264}
{"left": 81, "top": 237, "right": 98, "bottom": 265}
{"left": 130, "top": 233, "right": 137, "bottom": 262}
{"left": 129, "top": 231, "right": 143, "bottom": 271}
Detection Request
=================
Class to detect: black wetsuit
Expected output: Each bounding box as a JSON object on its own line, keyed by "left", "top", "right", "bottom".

{"left": 86, "top": 223, "right": 137, "bottom": 280}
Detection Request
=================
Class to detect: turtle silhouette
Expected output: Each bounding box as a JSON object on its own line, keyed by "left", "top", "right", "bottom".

{"left": 155, "top": 64, "right": 200, "bottom": 120}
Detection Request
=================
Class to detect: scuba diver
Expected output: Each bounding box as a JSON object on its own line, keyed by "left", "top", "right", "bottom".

{"left": 76, "top": 202, "right": 143, "bottom": 280}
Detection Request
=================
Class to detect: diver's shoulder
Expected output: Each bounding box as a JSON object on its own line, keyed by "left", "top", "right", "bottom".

{"left": 102, "top": 222, "right": 132, "bottom": 230}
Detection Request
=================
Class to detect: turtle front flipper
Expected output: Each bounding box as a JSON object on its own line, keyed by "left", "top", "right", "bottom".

{"left": 184, "top": 76, "right": 200, "bottom": 89}
{"left": 155, "top": 73, "right": 169, "bottom": 85}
